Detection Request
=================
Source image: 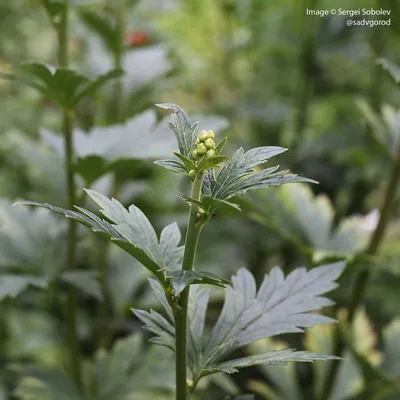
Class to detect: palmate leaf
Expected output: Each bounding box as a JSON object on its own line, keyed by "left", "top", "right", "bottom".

{"left": 15, "top": 190, "right": 186, "bottom": 287}
{"left": 202, "top": 262, "right": 345, "bottom": 370}
{"left": 135, "top": 262, "right": 345, "bottom": 378}
{"left": 14, "top": 190, "right": 184, "bottom": 286}
{"left": 377, "top": 58, "right": 400, "bottom": 84}
{"left": 209, "top": 147, "right": 315, "bottom": 201}
{"left": 0, "top": 275, "right": 49, "bottom": 301}
{"left": 0, "top": 62, "right": 123, "bottom": 109}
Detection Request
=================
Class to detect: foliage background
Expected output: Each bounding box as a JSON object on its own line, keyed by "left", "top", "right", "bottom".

{"left": 0, "top": 0, "right": 400, "bottom": 399}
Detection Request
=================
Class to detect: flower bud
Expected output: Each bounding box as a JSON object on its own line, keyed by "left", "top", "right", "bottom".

{"left": 204, "top": 138, "right": 215, "bottom": 149}
{"left": 206, "top": 149, "right": 215, "bottom": 158}
{"left": 207, "top": 130, "right": 215, "bottom": 139}
{"left": 199, "top": 130, "right": 209, "bottom": 142}
{"left": 196, "top": 143, "right": 207, "bottom": 155}
{"left": 198, "top": 207, "right": 206, "bottom": 214}
{"left": 188, "top": 169, "right": 196, "bottom": 178}
{"left": 191, "top": 149, "right": 200, "bottom": 160}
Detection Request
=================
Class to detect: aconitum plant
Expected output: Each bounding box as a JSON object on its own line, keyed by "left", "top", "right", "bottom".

{"left": 17, "top": 104, "right": 345, "bottom": 400}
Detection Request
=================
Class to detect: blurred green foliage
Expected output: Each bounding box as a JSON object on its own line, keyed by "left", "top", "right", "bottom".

{"left": 1, "top": 0, "right": 400, "bottom": 398}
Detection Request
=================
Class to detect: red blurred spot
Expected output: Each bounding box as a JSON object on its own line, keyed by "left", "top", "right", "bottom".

{"left": 124, "top": 30, "right": 150, "bottom": 47}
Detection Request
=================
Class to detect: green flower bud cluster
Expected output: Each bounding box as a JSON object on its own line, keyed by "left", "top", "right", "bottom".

{"left": 191, "top": 130, "right": 216, "bottom": 160}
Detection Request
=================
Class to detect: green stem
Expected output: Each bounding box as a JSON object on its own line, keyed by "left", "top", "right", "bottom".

{"left": 57, "top": 0, "right": 83, "bottom": 390}
{"left": 173, "top": 174, "right": 204, "bottom": 400}
{"left": 112, "top": 0, "right": 124, "bottom": 122}
{"left": 94, "top": 236, "right": 110, "bottom": 349}
{"left": 293, "top": 0, "right": 318, "bottom": 152}
{"left": 320, "top": 151, "right": 400, "bottom": 400}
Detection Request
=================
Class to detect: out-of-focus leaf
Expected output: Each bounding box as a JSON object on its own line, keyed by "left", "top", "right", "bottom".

{"left": 7, "top": 309, "right": 63, "bottom": 366}
{"left": 15, "top": 369, "right": 83, "bottom": 400}
{"left": 60, "top": 270, "right": 102, "bottom": 300}
{"left": 95, "top": 333, "right": 175, "bottom": 396}
{"left": 80, "top": 9, "right": 120, "bottom": 55}
{"left": 377, "top": 58, "right": 400, "bottom": 84}
{"left": 357, "top": 99, "right": 391, "bottom": 154}
{"left": 107, "top": 246, "right": 150, "bottom": 314}
{"left": 0, "top": 199, "right": 66, "bottom": 273}
{"left": 41, "top": 0, "right": 65, "bottom": 20}
{"left": 165, "top": 270, "right": 231, "bottom": 294}
{"left": 72, "top": 155, "right": 108, "bottom": 186}
{"left": 246, "top": 339, "right": 302, "bottom": 400}
{"left": 0, "top": 275, "right": 48, "bottom": 301}
{"left": 381, "top": 319, "right": 400, "bottom": 377}
{"left": 249, "top": 184, "right": 370, "bottom": 261}
{"left": 40, "top": 109, "right": 178, "bottom": 164}
{"left": 8, "top": 133, "right": 69, "bottom": 205}
{"left": 0, "top": 62, "right": 123, "bottom": 109}
{"left": 307, "top": 309, "right": 382, "bottom": 400}
{"left": 16, "top": 333, "right": 174, "bottom": 399}
{"left": 358, "top": 100, "right": 400, "bottom": 159}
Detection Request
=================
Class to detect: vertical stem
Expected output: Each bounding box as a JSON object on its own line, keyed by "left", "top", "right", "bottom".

{"left": 293, "top": 0, "right": 317, "bottom": 152}
{"left": 58, "top": 0, "right": 83, "bottom": 390}
{"left": 94, "top": 0, "right": 124, "bottom": 343}
{"left": 319, "top": 3, "right": 391, "bottom": 397}
{"left": 112, "top": 0, "right": 124, "bottom": 122}
{"left": 174, "top": 174, "right": 204, "bottom": 400}
{"left": 320, "top": 152, "right": 400, "bottom": 400}
{"left": 94, "top": 236, "right": 110, "bottom": 349}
